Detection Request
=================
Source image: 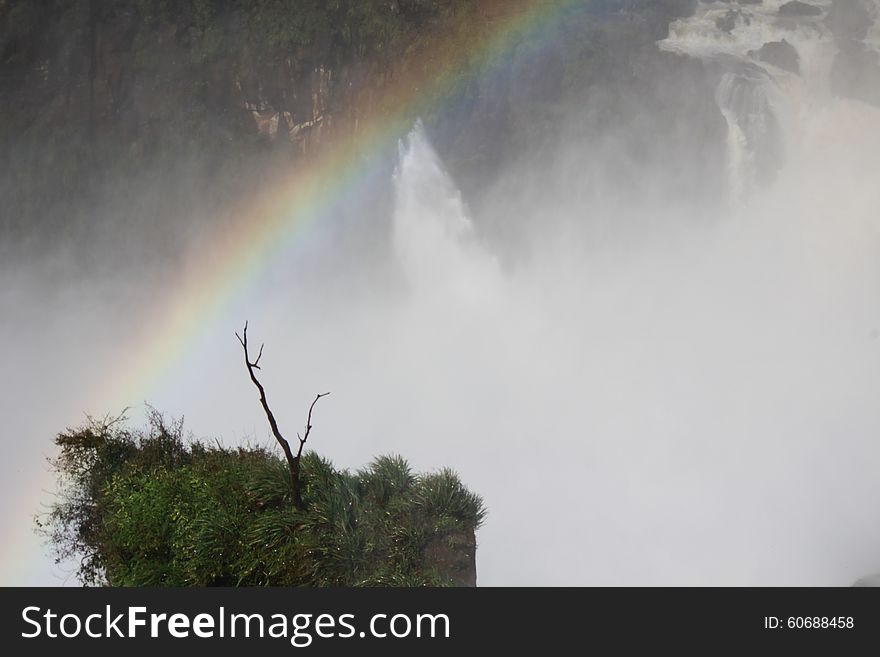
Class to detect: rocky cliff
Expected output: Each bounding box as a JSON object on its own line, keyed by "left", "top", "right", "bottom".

{"left": 0, "top": 0, "right": 707, "bottom": 254}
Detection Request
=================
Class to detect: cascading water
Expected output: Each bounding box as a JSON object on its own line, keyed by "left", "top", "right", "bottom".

{"left": 714, "top": 69, "right": 783, "bottom": 200}
{"left": 660, "top": 0, "right": 860, "bottom": 201}
{"left": 383, "top": 1, "right": 880, "bottom": 585}
{"left": 392, "top": 121, "right": 501, "bottom": 306}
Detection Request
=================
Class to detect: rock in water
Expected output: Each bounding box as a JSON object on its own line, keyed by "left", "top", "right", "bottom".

{"left": 825, "top": 0, "right": 875, "bottom": 40}
{"left": 716, "top": 10, "right": 740, "bottom": 34}
{"left": 832, "top": 41, "right": 880, "bottom": 106}
{"left": 778, "top": 1, "right": 823, "bottom": 17}
{"left": 750, "top": 40, "right": 800, "bottom": 74}
{"left": 852, "top": 573, "right": 880, "bottom": 587}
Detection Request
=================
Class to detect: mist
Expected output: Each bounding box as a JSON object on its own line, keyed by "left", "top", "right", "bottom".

{"left": 4, "top": 0, "right": 880, "bottom": 586}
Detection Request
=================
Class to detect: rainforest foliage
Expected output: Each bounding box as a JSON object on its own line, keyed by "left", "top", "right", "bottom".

{"left": 39, "top": 410, "right": 485, "bottom": 586}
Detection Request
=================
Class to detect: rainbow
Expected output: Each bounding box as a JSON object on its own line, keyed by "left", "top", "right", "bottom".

{"left": 8, "top": 0, "right": 583, "bottom": 585}
{"left": 97, "top": 0, "right": 580, "bottom": 413}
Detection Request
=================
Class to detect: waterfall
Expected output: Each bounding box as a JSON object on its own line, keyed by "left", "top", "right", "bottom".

{"left": 660, "top": 0, "right": 857, "bottom": 201}
{"left": 392, "top": 121, "right": 501, "bottom": 305}
{"left": 714, "top": 69, "right": 781, "bottom": 200}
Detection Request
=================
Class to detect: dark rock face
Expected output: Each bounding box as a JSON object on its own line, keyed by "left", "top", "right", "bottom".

{"left": 832, "top": 41, "right": 880, "bottom": 106}
{"left": 853, "top": 573, "right": 880, "bottom": 587}
{"left": 0, "top": 0, "right": 725, "bottom": 255}
{"left": 715, "top": 3, "right": 752, "bottom": 34}
{"left": 431, "top": 0, "right": 726, "bottom": 211}
{"left": 778, "top": 1, "right": 823, "bottom": 17}
{"left": 825, "top": 0, "right": 875, "bottom": 40}
{"left": 423, "top": 530, "right": 478, "bottom": 587}
{"left": 750, "top": 40, "right": 800, "bottom": 74}
{"left": 823, "top": 0, "right": 880, "bottom": 106}
{"left": 717, "top": 10, "right": 741, "bottom": 33}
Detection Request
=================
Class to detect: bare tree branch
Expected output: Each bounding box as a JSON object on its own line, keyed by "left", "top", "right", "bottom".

{"left": 236, "top": 322, "right": 329, "bottom": 510}
{"left": 236, "top": 322, "right": 293, "bottom": 463}
{"left": 296, "top": 392, "right": 330, "bottom": 461}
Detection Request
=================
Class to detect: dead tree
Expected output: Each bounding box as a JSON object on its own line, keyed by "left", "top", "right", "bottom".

{"left": 236, "top": 322, "right": 329, "bottom": 511}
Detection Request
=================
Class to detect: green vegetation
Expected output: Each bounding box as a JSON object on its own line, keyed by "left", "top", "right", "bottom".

{"left": 38, "top": 409, "right": 485, "bottom": 587}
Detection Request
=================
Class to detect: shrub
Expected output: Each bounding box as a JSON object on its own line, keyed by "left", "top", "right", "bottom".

{"left": 38, "top": 410, "right": 485, "bottom": 586}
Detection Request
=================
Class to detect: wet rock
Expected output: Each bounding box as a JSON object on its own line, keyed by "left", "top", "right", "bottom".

{"left": 750, "top": 39, "right": 800, "bottom": 74}
{"left": 853, "top": 573, "right": 880, "bottom": 587}
{"left": 825, "top": 0, "right": 875, "bottom": 41}
{"left": 716, "top": 10, "right": 740, "bottom": 34}
{"left": 423, "top": 530, "right": 477, "bottom": 587}
{"left": 778, "top": 1, "right": 823, "bottom": 18}
{"left": 831, "top": 40, "right": 880, "bottom": 106}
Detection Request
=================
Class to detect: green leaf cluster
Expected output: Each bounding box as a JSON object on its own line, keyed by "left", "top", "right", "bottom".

{"left": 39, "top": 410, "right": 485, "bottom": 587}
